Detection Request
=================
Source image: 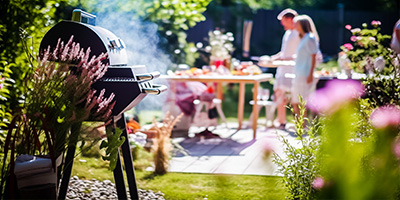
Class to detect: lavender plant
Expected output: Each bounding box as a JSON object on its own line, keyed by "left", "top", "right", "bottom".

{"left": 1, "top": 36, "right": 121, "bottom": 197}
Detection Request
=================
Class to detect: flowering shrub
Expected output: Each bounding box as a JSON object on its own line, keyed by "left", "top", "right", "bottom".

{"left": 341, "top": 21, "right": 395, "bottom": 74}
{"left": 274, "top": 98, "right": 321, "bottom": 200}
{"left": 205, "top": 29, "right": 235, "bottom": 60}
{"left": 275, "top": 76, "right": 400, "bottom": 199}
{"left": 1, "top": 36, "right": 121, "bottom": 196}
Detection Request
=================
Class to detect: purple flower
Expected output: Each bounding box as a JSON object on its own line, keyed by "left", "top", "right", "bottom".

{"left": 371, "top": 20, "right": 381, "bottom": 26}
{"left": 308, "top": 80, "right": 364, "bottom": 113}
{"left": 312, "top": 177, "right": 324, "bottom": 189}
{"left": 345, "top": 25, "right": 352, "bottom": 30}
{"left": 343, "top": 43, "right": 353, "bottom": 50}
{"left": 370, "top": 105, "right": 400, "bottom": 128}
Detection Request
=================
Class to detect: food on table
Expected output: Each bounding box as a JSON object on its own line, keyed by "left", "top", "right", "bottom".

{"left": 232, "top": 63, "right": 262, "bottom": 75}
{"left": 171, "top": 61, "right": 262, "bottom": 76}
{"left": 174, "top": 68, "right": 206, "bottom": 76}
{"left": 314, "top": 69, "right": 333, "bottom": 77}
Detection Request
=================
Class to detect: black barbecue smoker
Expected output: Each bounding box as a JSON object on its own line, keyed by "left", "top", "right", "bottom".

{"left": 39, "top": 9, "right": 167, "bottom": 200}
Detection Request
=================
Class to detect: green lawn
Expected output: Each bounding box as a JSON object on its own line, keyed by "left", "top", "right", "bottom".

{"left": 71, "top": 156, "right": 286, "bottom": 200}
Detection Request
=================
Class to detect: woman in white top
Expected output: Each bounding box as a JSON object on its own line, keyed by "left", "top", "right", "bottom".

{"left": 391, "top": 19, "right": 400, "bottom": 54}
{"left": 291, "top": 15, "right": 320, "bottom": 118}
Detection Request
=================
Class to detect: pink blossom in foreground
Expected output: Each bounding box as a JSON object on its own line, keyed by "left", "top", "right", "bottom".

{"left": 345, "top": 25, "right": 352, "bottom": 30}
{"left": 371, "top": 20, "right": 381, "bottom": 26}
{"left": 394, "top": 141, "right": 400, "bottom": 158}
{"left": 370, "top": 105, "right": 400, "bottom": 128}
{"left": 343, "top": 43, "right": 353, "bottom": 50}
{"left": 0, "top": 83, "right": 3, "bottom": 90}
{"left": 308, "top": 80, "right": 364, "bottom": 113}
{"left": 312, "top": 177, "right": 324, "bottom": 189}
{"left": 262, "top": 141, "right": 276, "bottom": 158}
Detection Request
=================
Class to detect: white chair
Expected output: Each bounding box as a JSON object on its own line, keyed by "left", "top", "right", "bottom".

{"left": 248, "top": 89, "right": 276, "bottom": 127}
{"left": 192, "top": 98, "right": 227, "bottom": 127}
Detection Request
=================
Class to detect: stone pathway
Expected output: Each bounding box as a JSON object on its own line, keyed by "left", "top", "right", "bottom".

{"left": 66, "top": 176, "right": 165, "bottom": 200}
{"left": 168, "top": 121, "right": 301, "bottom": 175}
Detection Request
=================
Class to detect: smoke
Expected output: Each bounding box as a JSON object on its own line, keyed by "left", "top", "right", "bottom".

{"left": 92, "top": 1, "right": 172, "bottom": 112}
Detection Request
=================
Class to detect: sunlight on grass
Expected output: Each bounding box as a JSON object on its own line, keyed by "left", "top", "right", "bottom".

{"left": 71, "top": 156, "right": 286, "bottom": 200}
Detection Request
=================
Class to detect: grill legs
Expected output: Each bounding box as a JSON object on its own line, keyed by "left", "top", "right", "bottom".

{"left": 114, "top": 114, "right": 139, "bottom": 200}
{"left": 58, "top": 116, "right": 139, "bottom": 200}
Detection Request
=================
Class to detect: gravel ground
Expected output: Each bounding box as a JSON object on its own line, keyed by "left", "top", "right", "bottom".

{"left": 66, "top": 176, "right": 165, "bottom": 200}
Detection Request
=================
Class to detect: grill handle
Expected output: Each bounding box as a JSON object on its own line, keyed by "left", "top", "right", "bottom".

{"left": 72, "top": 9, "right": 96, "bottom": 25}
{"left": 136, "top": 72, "right": 160, "bottom": 81}
{"left": 143, "top": 84, "right": 167, "bottom": 95}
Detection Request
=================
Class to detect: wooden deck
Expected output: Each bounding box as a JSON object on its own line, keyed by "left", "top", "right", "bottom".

{"left": 168, "top": 122, "right": 301, "bottom": 176}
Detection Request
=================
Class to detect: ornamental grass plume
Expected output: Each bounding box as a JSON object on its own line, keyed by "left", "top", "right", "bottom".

{"left": 152, "top": 112, "right": 183, "bottom": 175}
{"left": 35, "top": 36, "right": 115, "bottom": 155}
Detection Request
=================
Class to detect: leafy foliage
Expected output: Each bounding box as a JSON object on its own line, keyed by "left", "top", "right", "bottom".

{"left": 141, "top": 0, "right": 211, "bottom": 66}
{"left": 0, "top": 0, "right": 72, "bottom": 147}
{"left": 341, "top": 21, "right": 393, "bottom": 74}
{"left": 363, "top": 66, "right": 400, "bottom": 107}
{"left": 100, "top": 127, "right": 125, "bottom": 170}
{"left": 274, "top": 99, "right": 321, "bottom": 200}
{"left": 317, "top": 99, "right": 400, "bottom": 199}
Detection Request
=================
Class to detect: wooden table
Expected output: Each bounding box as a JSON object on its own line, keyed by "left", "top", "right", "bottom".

{"left": 258, "top": 60, "right": 295, "bottom": 68}
{"left": 161, "top": 74, "right": 273, "bottom": 139}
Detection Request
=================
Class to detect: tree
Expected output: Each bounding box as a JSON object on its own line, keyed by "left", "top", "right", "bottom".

{"left": 0, "top": 0, "right": 73, "bottom": 145}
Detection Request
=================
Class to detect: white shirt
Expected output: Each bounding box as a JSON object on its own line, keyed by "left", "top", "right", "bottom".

{"left": 280, "top": 29, "right": 301, "bottom": 59}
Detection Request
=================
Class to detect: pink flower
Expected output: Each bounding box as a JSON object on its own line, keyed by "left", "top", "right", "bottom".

{"left": 351, "top": 28, "right": 361, "bottom": 33}
{"left": 0, "top": 83, "right": 3, "bottom": 90}
{"left": 262, "top": 141, "right": 275, "bottom": 158}
{"left": 371, "top": 20, "right": 381, "bottom": 26}
{"left": 343, "top": 43, "right": 353, "bottom": 50}
{"left": 345, "top": 25, "right": 352, "bottom": 30}
{"left": 308, "top": 80, "right": 364, "bottom": 114}
{"left": 350, "top": 36, "right": 358, "bottom": 42}
{"left": 370, "top": 105, "right": 400, "bottom": 128}
{"left": 312, "top": 177, "right": 324, "bottom": 189}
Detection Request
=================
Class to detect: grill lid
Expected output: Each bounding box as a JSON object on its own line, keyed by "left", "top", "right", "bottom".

{"left": 39, "top": 20, "right": 128, "bottom": 66}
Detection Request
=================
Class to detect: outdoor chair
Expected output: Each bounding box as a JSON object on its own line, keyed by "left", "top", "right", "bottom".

{"left": 192, "top": 98, "right": 227, "bottom": 128}
{"left": 248, "top": 89, "right": 276, "bottom": 127}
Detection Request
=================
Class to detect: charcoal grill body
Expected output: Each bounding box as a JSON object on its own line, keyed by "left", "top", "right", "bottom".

{"left": 40, "top": 16, "right": 166, "bottom": 200}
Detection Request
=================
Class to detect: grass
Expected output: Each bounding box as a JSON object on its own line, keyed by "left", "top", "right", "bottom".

{"left": 71, "top": 156, "right": 286, "bottom": 200}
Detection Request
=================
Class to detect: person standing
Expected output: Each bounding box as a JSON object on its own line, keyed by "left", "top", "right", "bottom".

{"left": 272, "top": 8, "right": 300, "bottom": 130}
{"left": 291, "top": 15, "right": 320, "bottom": 118}
{"left": 391, "top": 19, "right": 400, "bottom": 54}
